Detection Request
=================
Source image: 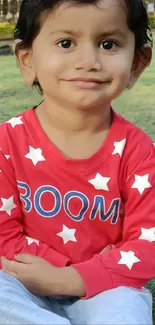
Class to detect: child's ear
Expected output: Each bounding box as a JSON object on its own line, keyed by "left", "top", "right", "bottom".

{"left": 127, "top": 44, "right": 152, "bottom": 89}
{"left": 15, "top": 48, "right": 36, "bottom": 86}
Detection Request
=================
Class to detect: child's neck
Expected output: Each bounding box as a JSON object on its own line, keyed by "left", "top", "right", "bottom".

{"left": 35, "top": 98, "right": 112, "bottom": 159}
{"left": 40, "top": 97, "right": 111, "bottom": 132}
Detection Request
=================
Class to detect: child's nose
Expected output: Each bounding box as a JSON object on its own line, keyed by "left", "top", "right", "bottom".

{"left": 75, "top": 45, "right": 102, "bottom": 72}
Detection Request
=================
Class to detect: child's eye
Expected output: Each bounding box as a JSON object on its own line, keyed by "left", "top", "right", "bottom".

{"left": 100, "top": 40, "right": 118, "bottom": 50}
{"left": 57, "top": 39, "right": 74, "bottom": 48}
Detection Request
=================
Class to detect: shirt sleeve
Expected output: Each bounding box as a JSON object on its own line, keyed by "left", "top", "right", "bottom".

{"left": 0, "top": 150, "right": 70, "bottom": 268}
{"left": 73, "top": 143, "right": 155, "bottom": 298}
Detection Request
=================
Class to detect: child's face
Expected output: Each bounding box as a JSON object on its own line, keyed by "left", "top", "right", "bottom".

{"left": 23, "top": 0, "right": 139, "bottom": 109}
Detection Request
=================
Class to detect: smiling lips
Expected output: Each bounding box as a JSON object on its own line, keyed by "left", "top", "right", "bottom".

{"left": 68, "top": 77, "right": 103, "bottom": 83}
{"left": 65, "top": 77, "right": 104, "bottom": 89}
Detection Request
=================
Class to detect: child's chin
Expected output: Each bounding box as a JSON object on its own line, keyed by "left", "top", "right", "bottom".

{"left": 71, "top": 98, "right": 106, "bottom": 110}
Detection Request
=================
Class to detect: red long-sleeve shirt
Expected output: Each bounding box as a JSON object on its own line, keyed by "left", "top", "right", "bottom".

{"left": 0, "top": 107, "right": 155, "bottom": 298}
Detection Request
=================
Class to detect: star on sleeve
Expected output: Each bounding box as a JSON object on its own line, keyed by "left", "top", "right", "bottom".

{"left": 6, "top": 116, "right": 23, "bottom": 128}
{"left": 25, "top": 146, "right": 45, "bottom": 166}
{"left": 112, "top": 138, "right": 126, "bottom": 157}
{"left": 0, "top": 148, "right": 10, "bottom": 160}
{"left": 0, "top": 196, "right": 17, "bottom": 216}
{"left": 138, "top": 227, "right": 155, "bottom": 242}
{"left": 0, "top": 147, "right": 10, "bottom": 160}
{"left": 131, "top": 174, "right": 151, "bottom": 195}
{"left": 5, "top": 154, "right": 10, "bottom": 160}
{"left": 88, "top": 173, "right": 110, "bottom": 191}
{"left": 26, "top": 236, "right": 39, "bottom": 246}
{"left": 118, "top": 251, "right": 140, "bottom": 270}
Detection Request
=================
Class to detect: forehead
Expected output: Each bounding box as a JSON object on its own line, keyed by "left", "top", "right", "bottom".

{"left": 42, "top": 0, "right": 129, "bottom": 34}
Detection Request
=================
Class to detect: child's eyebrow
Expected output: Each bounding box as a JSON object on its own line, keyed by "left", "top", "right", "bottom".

{"left": 98, "top": 29, "right": 126, "bottom": 39}
{"left": 49, "top": 30, "right": 80, "bottom": 37}
{"left": 49, "top": 29, "right": 126, "bottom": 39}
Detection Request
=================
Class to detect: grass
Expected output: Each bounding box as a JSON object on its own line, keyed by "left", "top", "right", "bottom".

{"left": 0, "top": 56, "right": 41, "bottom": 121}
{"left": 114, "top": 49, "right": 155, "bottom": 140}
{"left": 0, "top": 40, "right": 155, "bottom": 321}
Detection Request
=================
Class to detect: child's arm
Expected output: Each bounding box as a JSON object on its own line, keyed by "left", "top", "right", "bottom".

{"left": 65, "top": 142, "right": 155, "bottom": 298}
{"left": 0, "top": 150, "right": 70, "bottom": 268}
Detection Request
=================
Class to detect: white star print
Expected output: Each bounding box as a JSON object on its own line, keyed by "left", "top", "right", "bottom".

{"left": 25, "top": 146, "right": 45, "bottom": 166}
{"left": 0, "top": 196, "right": 17, "bottom": 216}
{"left": 118, "top": 251, "right": 140, "bottom": 270}
{"left": 26, "top": 236, "right": 39, "bottom": 246}
{"left": 6, "top": 116, "right": 23, "bottom": 128}
{"left": 0, "top": 148, "right": 10, "bottom": 160}
{"left": 88, "top": 173, "right": 110, "bottom": 191}
{"left": 131, "top": 174, "right": 151, "bottom": 195}
{"left": 112, "top": 139, "right": 126, "bottom": 157}
{"left": 5, "top": 155, "right": 10, "bottom": 160}
{"left": 57, "top": 225, "right": 77, "bottom": 244}
{"left": 138, "top": 227, "right": 155, "bottom": 242}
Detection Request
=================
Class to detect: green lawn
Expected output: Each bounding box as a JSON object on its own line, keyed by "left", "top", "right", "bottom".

{"left": 0, "top": 56, "right": 41, "bottom": 121}
{"left": 0, "top": 41, "right": 155, "bottom": 321}
{"left": 114, "top": 45, "right": 155, "bottom": 140}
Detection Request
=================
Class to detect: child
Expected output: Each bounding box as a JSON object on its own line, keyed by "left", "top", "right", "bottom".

{"left": 0, "top": 0, "right": 154, "bottom": 323}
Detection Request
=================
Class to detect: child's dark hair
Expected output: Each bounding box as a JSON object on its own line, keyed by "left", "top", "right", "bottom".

{"left": 14, "top": 0, "right": 152, "bottom": 93}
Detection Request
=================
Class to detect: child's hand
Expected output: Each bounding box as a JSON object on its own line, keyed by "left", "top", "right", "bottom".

{"left": 1, "top": 254, "right": 62, "bottom": 296}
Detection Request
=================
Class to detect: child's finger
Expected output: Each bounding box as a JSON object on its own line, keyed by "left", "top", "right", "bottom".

{"left": 3, "top": 269, "right": 18, "bottom": 278}
{"left": 100, "top": 244, "right": 115, "bottom": 254}
{"left": 14, "top": 254, "right": 32, "bottom": 263}
{"left": 15, "top": 254, "right": 40, "bottom": 264}
{"left": 1, "top": 256, "right": 20, "bottom": 273}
